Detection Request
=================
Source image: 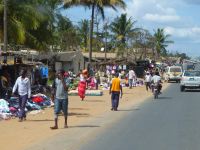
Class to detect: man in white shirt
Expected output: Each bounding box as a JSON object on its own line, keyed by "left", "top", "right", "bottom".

{"left": 12, "top": 69, "right": 31, "bottom": 122}
{"left": 151, "top": 72, "right": 161, "bottom": 83}
{"left": 128, "top": 68, "right": 136, "bottom": 89}
{"left": 151, "top": 72, "right": 162, "bottom": 93}
{"left": 144, "top": 72, "right": 152, "bottom": 91}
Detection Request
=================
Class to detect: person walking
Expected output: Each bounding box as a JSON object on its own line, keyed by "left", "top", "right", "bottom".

{"left": 78, "top": 69, "right": 88, "bottom": 101}
{"left": 95, "top": 71, "right": 100, "bottom": 90}
{"left": 51, "top": 70, "right": 71, "bottom": 129}
{"left": 109, "top": 73, "right": 123, "bottom": 111}
{"left": 128, "top": 68, "right": 136, "bottom": 89}
{"left": 144, "top": 72, "right": 152, "bottom": 91}
{"left": 12, "top": 69, "right": 31, "bottom": 122}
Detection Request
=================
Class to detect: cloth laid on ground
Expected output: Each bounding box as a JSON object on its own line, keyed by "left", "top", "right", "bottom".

{"left": 69, "top": 90, "right": 103, "bottom": 96}
{"left": 99, "top": 83, "right": 109, "bottom": 90}
{"left": 8, "top": 97, "right": 19, "bottom": 109}
{"left": 6, "top": 97, "right": 19, "bottom": 117}
{"left": 32, "top": 97, "right": 44, "bottom": 103}
{"left": 0, "top": 113, "right": 11, "bottom": 120}
{"left": 26, "top": 101, "right": 41, "bottom": 111}
{"left": 31, "top": 94, "right": 51, "bottom": 107}
{"left": 0, "top": 94, "right": 50, "bottom": 120}
{"left": 0, "top": 99, "right": 10, "bottom": 113}
{"left": 0, "top": 99, "right": 12, "bottom": 120}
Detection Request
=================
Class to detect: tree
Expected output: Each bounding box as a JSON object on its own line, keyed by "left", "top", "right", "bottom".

{"left": 0, "top": 0, "right": 44, "bottom": 44}
{"left": 154, "top": 28, "right": 173, "bottom": 59}
{"left": 78, "top": 19, "right": 90, "bottom": 51}
{"left": 130, "top": 29, "right": 153, "bottom": 60}
{"left": 174, "top": 51, "right": 190, "bottom": 60}
{"left": 0, "top": 0, "right": 61, "bottom": 50}
{"left": 64, "top": 0, "right": 126, "bottom": 64}
{"left": 52, "top": 15, "right": 81, "bottom": 51}
{"left": 110, "top": 13, "right": 138, "bottom": 57}
{"left": 110, "top": 14, "right": 135, "bottom": 44}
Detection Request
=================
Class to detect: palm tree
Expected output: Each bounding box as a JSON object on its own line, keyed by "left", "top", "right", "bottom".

{"left": 110, "top": 14, "right": 135, "bottom": 44}
{"left": 154, "top": 28, "right": 173, "bottom": 59}
{"left": 78, "top": 19, "right": 90, "bottom": 51}
{"left": 64, "top": 0, "right": 126, "bottom": 64}
{"left": 110, "top": 13, "right": 138, "bottom": 57}
{"left": 0, "top": 0, "right": 56, "bottom": 49}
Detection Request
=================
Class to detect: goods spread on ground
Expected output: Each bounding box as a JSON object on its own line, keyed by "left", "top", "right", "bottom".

{"left": 69, "top": 90, "right": 103, "bottom": 96}
{"left": 0, "top": 94, "right": 52, "bottom": 120}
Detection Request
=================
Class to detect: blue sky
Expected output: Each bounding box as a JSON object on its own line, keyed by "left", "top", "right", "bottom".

{"left": 62, "top": 0, "right": 200, "bottom": 57}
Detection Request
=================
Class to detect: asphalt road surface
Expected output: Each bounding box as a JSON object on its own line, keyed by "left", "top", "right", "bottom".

{"left": 79, "top": 83, "right": 200, "bottom": 150}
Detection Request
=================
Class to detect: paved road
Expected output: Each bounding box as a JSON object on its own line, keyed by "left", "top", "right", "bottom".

{"left": 78, "top": 83, "right": 200, "bottom": 150}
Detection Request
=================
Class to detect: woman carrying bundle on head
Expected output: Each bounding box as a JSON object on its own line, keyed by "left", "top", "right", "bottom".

{"left": 78, "top": 69, "right": 88, "bottom": 101}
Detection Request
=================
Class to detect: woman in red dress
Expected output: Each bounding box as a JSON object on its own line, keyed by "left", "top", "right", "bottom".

{"left": 78, "top": 70, "right": 88, "bottom": 100}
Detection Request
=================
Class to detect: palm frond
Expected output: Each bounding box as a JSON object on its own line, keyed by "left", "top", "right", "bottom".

{"left": 9, "top": 18, "right": 26, "bottom": 44}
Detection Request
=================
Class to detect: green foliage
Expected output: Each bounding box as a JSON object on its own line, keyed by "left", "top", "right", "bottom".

{"left": 154, "top": 28, "right": 174, "bottom": 58}
{"left": 64, "top": 0, "right": 126, "bottom": 57}
{"left": 78, "top": 19, "right": 90, "bottom": 51}
{"left": 64, "top": 0, "right": 126, "bottom": 19}
{"left": 0, "top": 0, "right": 60, "bottom": 50}
{"left": 168, "top": 51, "right": 190, "bottom": 60}
{"left": 0, "top": 0, "right": 178, "bottom": 59}
{"left": 110, "top": 13, "right": 136, "bottom": 44}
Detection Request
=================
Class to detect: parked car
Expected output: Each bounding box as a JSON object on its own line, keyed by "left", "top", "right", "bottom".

{"left": 180, "top": 70, "right": 200, "bottom": 92}
{"left": 164, "top": 66, "right": 182, "bottom": 83}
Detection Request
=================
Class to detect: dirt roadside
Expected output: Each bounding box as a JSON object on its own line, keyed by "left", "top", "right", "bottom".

{"left": 0, "top": 83, "right": 169, "bottom": 150}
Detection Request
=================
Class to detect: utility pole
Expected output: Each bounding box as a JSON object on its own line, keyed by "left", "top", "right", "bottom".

{"left": 104, "top": 20, "right": 108, "bottom": 62}
{"left": 95, "top": 12, "right": 99, "bottom": 51}
{"left": 3, "top": 0, "right": 7, "bottom": 63}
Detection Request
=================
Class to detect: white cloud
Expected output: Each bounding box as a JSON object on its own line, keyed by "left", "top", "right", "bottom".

{"left": 165, "top": 26, "right": 200, "bottom": 40}
{"left": 143, "top": 14, "right": 180, "bottom": 23}
{"left": 125, "top": 0, "right": 181, "bottom": 23}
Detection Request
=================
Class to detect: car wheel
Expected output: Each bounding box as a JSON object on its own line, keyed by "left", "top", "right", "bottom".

{"left": 180, "top": 86, "right": 185, "bottom": 92}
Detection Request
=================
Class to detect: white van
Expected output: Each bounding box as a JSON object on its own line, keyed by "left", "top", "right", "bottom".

{"left": 164, "top": 66, "right": 183, "bottom": 83}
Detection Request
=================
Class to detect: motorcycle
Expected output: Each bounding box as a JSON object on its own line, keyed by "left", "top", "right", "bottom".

{"left": 151, "top": 83, "right": 160, "bottom": 99}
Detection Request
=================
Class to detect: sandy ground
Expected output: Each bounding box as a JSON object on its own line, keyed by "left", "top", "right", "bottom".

{"left": 0, "top": 83, "right": 169, "bottom": 150}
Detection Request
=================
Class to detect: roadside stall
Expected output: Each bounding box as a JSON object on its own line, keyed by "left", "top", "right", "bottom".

{"left": 0, "top": 52, "right": 51, "bottom": 120}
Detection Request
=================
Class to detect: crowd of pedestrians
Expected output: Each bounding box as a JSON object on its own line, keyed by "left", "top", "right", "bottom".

{"left": 4, "top": 65, "right": 163, "bottom": 129}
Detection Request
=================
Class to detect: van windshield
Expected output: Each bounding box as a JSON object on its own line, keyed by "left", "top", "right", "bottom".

{"left": 170, "top": 68, "right": 182, "bottom": 72}
{"left": 184, "top": 71, "right": 200, "bottom": 77}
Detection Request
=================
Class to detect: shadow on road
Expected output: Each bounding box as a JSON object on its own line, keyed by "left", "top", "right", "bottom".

{"left": 69, "top": 108, "right": 89, "bottom": 110}
{"left": 68, "top": 112, "right": 90, "bottom": 117}
{"left": 184, "top": 89, "right": 200, "bottom": 92}
{"left": 158, "top": 97, "right": 173, "bottom": 100}
{"left": 123, "top": 92, "right": 135, "bottom": 95}
{"left": 85, "top": 100, "right": 105, "bottom": 103}
{"left": 118, "top": 108, "right": 140, "bottom": 111}
{"left": 68, "top": 125, "right": 100, "bottom": 128}
{"left": 26, "top": 119, "right": 54, "bottom": 122}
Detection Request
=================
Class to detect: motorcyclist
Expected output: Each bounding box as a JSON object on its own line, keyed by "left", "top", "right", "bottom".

{"left": 151, "top": 71, "right": 162, "bottom": 94}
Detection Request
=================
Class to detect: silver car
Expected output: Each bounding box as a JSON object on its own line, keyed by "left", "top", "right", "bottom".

{"left": 180, "top": 70, "right": 200, "bottom": 92}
